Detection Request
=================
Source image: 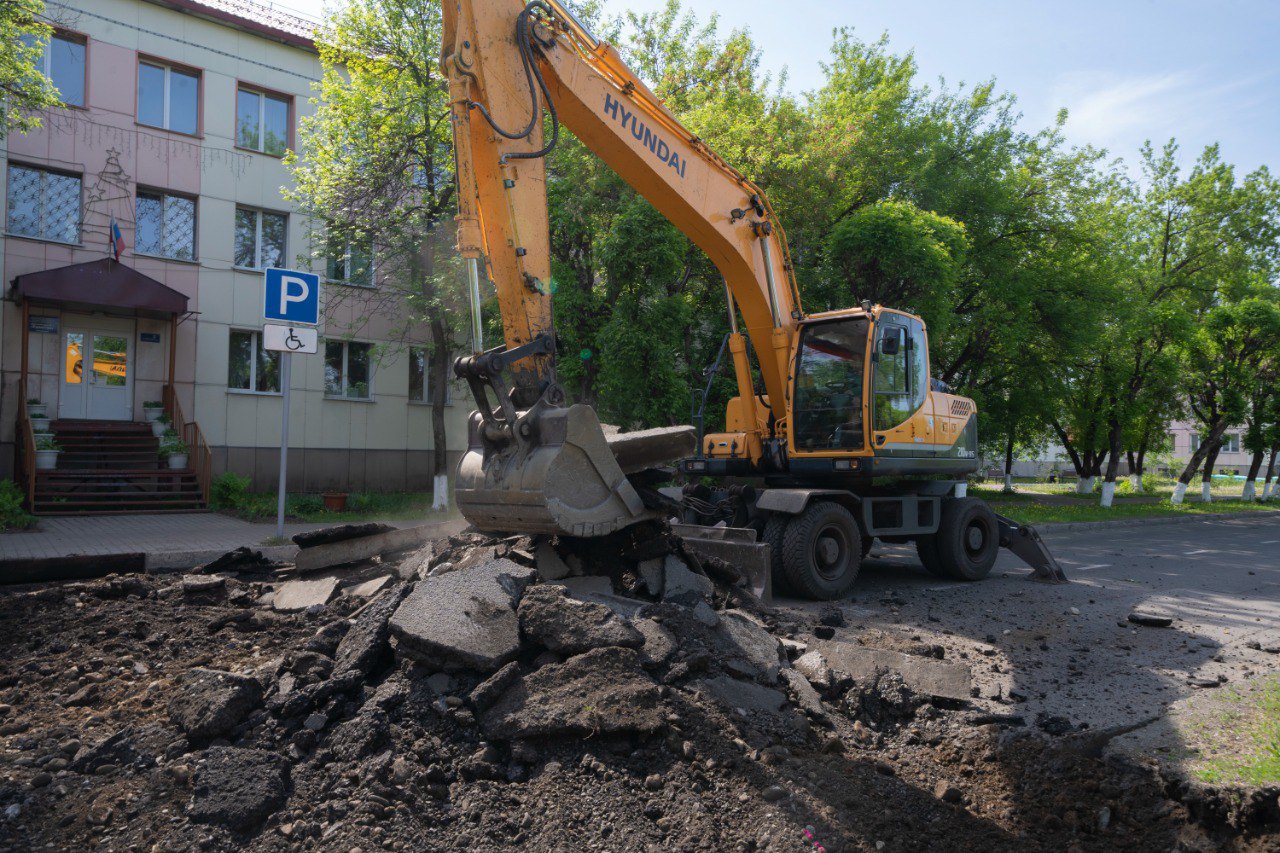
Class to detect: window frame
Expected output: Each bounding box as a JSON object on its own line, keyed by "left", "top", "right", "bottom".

{"left": 136, "top": 54, "right": 202, "bottom": 136}
{"left": 25, "top": 28, "right": 89, "bottom": 109}
{"left": 134, "top": 187, "right": 198, "bottom": 262}
{"left": 1222, "top": 433, "right": 1241, "bottom": 454}
{"left": 324, "top": 340, "right": 375, "bottom": 401}
{"left": 226, "top": 329, "right": 282, "bottom": 396}
{"left": 5, "top": 162, "right": 83, "bottom": 246}
{"left": 234, "top": 206, "right": 289, "bottom": 271}
{"left": 234, "top": 82, "right": 294, "bottom": 156}
{"left": 325, "top": 239, "right": 375, "bottom": 288}
{"left": 408, "top": 346, "right": 453, "bottom": 405}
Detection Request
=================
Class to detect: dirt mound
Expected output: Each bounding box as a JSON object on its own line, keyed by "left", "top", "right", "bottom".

{"left": 0, "top": 524, "right": 1272, "bottom": 851}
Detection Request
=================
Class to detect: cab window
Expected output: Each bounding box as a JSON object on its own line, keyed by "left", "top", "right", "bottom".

{"left": 873, "top": 318, "right": 928, "bottom": 431}
{"left": 792, "top": 318, "right": 869, "bottom": 451}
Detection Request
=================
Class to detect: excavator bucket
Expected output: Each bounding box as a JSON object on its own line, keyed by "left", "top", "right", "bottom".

{"left": 455, "top": 402, "right": 695, "bottom": 537}
{"left": 995, "top": 514, "right": 1069, "bottom": 583}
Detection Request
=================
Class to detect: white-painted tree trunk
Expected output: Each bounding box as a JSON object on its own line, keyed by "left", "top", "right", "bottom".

{"left": 1242, "top": 479, "right": 1257, "bottom": 501}
{"left": 1201, "top": 482, "right": 1213, "bottom": 503}
{"left": 1171, "top": 481, "right": 1188, "bottom": 505}
{"left": 1263, "top": 480, "right": 1275, "bottom": 500}
{"left": 1099, "top": 480, "right": 1116, "bottom": 508}
{"left": 1129, "top": 474, "right": 1143, "bottom": 493}
{"left": 431, "top": 473, "right": 450, "bottom": 510}
{"left": 1075, "top": 477, "right": 1091, "bottom": 495}
{"left": 1003, "top": 474, "right": 1014, "bottom": 493}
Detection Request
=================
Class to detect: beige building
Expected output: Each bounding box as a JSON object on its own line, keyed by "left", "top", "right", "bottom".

{"left": 2, "top": 0, "right": 469, "bottom": 512}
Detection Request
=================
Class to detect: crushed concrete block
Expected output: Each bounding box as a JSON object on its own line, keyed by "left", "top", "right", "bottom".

{"left": 273, "top": 577, "right": 340, "bottom": 612}
{"left": 692, "top": 676, "right": 788, "bottom": 714}
{"left": 638, "top": 559, "right": 664, "bottom": 596}
{"left": 692, "top": 601, "right": 720, "bottom": 627}
{"left": 716, "top": 610, "right": 782, "bottom": 683}
{"left": 793, "top": 651, "right": 833, "bottom": 688}
{"left": 188, "top": 747, "right": 289, "bottom": 832}
{"left": 818, "top": 641, "right": 971, "bottom": 701}
{"left": 469, "top": 661, "right": 521, "bottom": 713}
{"left": 634, "top": 619, "right": 677, "bottom": 668}
{"left": 332, "top": 581, "right": 411, "bottom": 679}
{"left": 293, "top": 523, "right": 394, "bottom": 549}
{"left": 662, "top": 555, "right": 714, "bottom": 606}
{"left": 780, "top": 668, "right": 826, "bottom": 719}
{"left": 388, "top": 558, "right": 536, "bottom": 673}
{"left": 554, "top": 575, "right": 647, "bottom": 618}
{"left": 518, "top": 585, "right": 643, "bottom": 655}
{"left": 182, "top": 575, "right": 225, "bottom": 595}
{"left": 535, "top": 542, "right": 572, "bottom": 581}
{"left": 168, "top": 670, "right": 264, "bottom": 742}
{"left": 346, "top": 576, "right": 392, "bottom": 599}
{"left": 480, "top": 647, "right": 663, "bottom": 740}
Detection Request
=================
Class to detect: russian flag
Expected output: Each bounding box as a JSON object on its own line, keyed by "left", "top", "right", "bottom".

{"left": 109, "top": 215, "right": 124, "bottom": 261}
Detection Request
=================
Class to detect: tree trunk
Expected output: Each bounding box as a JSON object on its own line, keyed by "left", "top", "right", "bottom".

{"left": 1264, "top": 444, "right": 1280, "bottom": 500}
{"left": 1100, "top": 420, "right": 1124, "bottom": 507}
{"left": 1171, "top": 419, "right": 1230, "bottom": 504}
{"left": 429, "top": 315, "right": 451, "bottom": 511}
{"left": 1050, "top": 420, "right": 1085, "bottom": 480}
{"left": 1200, "top": 441, "right": 1222, "bottom": 504}
{"left": 1243, "top": 449, "right": 1264, "bottom": 500}
{"left": 1003, "top": 429, "right": 1015, "bottom": 493}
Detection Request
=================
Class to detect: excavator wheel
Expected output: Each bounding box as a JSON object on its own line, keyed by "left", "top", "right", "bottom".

{"left": 915, "top": 497, "right": 999, "bottom": 581}
{"left": 762, "top": 514, "right": 794, "bottom": 597}
{"left": 781, "top": 501, "right": 861, "bottom": 600}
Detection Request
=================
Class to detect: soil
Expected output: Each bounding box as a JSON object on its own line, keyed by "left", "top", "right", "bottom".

{"left": 0, "top": 531, "right": 1275, "bottom": 853}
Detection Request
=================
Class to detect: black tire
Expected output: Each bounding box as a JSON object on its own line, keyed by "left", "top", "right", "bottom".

{"left": 781, "top": 501, "right": 861, "bottom": 600}
{"left": 762, "top": 514, "right": 792, "bottom": 597}
{"left": 915, "top": 535, "right": 949, "bottom": 578}
{"left": 926, "top": 497, "right": 999, "bottom": 581}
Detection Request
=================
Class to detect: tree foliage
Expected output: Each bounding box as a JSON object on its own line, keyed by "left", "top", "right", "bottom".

{"left": 1, "top": 0, "right": 59, "bottom": 140}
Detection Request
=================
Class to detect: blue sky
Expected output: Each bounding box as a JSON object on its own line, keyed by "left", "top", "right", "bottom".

{"left": 286, "top": 0, "right": 1279, "bottom": 174}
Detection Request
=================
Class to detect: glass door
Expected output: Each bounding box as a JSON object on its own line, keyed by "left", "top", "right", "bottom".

{"left": 59, "top": 330, "right": 88, "bottom": 419}
{"left": 87, "top": 333, "right": 131, "bottom": 420}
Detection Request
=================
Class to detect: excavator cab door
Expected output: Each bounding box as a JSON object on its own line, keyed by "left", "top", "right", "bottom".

{"left": 872, "top": 316, "right": 932, "bottom": 456}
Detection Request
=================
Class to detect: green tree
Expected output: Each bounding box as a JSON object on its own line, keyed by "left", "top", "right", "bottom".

{"left": 1, "top": 0, "right": 59, "bottom": 139}
{"left": 286, "top": 0, "right": 461, "bottom": 507}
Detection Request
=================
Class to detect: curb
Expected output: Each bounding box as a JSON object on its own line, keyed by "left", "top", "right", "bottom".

{"left": 146, "top": 544, "right": 299, "bottom": 573}
{"left": 1035, "top": 508, "right": 1280, "bottom": 534}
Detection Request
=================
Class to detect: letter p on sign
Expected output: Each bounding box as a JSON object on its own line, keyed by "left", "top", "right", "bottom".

{"left": 263, "top": 267, "right": 320, "bottom": 326}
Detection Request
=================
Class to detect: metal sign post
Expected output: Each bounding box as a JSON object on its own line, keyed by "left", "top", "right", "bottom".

{"left": 262, "top": 269, "right": 321, "bottom": 540}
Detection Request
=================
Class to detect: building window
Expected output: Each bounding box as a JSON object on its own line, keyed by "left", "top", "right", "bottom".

{"left": 1190, "top": 435, "right": 1201, "bottom": 452}
{"left": 409, "top": 347, "right": 452, "bottom": 403}
{"left": 326, "top": 241, "right": 373, "bottom": 287}
{"left": 20, "top": 31, "right": 86, "bottom": 107}
{"left": 325, "top": 341, "right": 373, "bottom": 399}
{"left": 135, "top": 190, "right": 195, "bottom": 260}
{"left": 234, "top": 207, "right": 287, "bottom": 269}
{"left": 6, "top": 164, "right": 80, "bottom": 244}
{"left": 1222, "top": 434, "right": 1240, "bottom": 454}
{"left": 228, "top": 330, "right": 281, "bottom": 393}
{"left": 138, "top": 60, "right": 199, "bottom": 134}
{"left": 236, "top": 86, "right": 291, "bottom": 155}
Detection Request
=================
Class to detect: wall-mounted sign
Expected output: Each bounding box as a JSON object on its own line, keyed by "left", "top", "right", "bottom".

{"left": 28, "top": 316, "right": 58, "bottom": 334}
{"left": 140, "top": 332, "right": 161, "bottom": 343}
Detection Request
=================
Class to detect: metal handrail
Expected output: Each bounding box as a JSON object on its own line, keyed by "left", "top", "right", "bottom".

{"left": 163, "top": 384, "right": 212, "bottom": 507}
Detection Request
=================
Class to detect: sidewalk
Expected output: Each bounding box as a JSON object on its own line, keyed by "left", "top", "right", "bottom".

{"left": 0, "top": 512, "right": 420, "bottom": 570}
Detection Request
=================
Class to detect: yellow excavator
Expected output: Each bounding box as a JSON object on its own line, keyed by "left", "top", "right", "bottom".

{"left": 444, "top": 0, "right": 1066, "bottom": 598}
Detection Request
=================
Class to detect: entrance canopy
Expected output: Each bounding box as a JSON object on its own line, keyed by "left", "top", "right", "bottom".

{"left": 11, "top": 259, "right": 188, "bottom": 319}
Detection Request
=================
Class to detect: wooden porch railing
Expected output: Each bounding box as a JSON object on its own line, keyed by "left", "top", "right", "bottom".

{"left": 16, "top": 378, "right": 36, "bottom": 510}
{"left": 163, "top": 384, "right": 212, "bottom": 507}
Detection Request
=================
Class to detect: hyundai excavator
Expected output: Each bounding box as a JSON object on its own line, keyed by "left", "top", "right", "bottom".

{"left": 444, "top": 0, "right": 1066, "bottom": 599}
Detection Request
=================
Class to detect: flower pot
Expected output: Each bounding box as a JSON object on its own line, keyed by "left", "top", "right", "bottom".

{"left": 27, "top": 403, "right": 47, "bottom": 419}
{"left": 143, "top": 407, "right": 163, "bottom": 423}
{"left": 322, "top": 492, "right": 348, "bottom": 512}
{"left": 35, "top": 449, "right": 59, "bottom": 470}
{"left": 30, "top": 416, "right": 50, "bottom": 433}
{"left": 167, "top": 453, "right": 188, "bottom": 470}
{"left": 152, "top": 420, "right": 168, "bottom": 437}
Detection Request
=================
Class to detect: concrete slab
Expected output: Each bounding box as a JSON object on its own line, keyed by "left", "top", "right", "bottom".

{"left": 346, "top": 576, "right": 392, "bottom": 599}
{"left": 662, "top": 555, "right": 714, "bottom": 606}
{"left": 293, "top": 520, "right": 467, "bottom": 574}
{"left": 817, "top": 641, "right": 972, "bottom": 701}
{"left": 692, "top": 676, "right": 788, "bottom": 714}
{"left": 273, "top": 577, "right": 340, "bottom": 612}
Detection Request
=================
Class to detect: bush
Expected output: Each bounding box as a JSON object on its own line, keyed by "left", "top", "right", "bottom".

{"left": 0, "top": 480, "right": 36, "bottom": 531}
{"left": 288, "top": 494, "right": 325, "bottom": 515}
{"left": 211, "top": 472, "right": 251, "bottom": 510}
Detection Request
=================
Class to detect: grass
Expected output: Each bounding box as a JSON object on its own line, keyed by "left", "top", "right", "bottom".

{"left": 969, "top": 478, "right": 1279, "bottom": 525}
{"left": 1193, "top": 676, "right": 1280, "bottom": 786}
{"left": 223, "top": 491, "right": 455, "bottom": 524}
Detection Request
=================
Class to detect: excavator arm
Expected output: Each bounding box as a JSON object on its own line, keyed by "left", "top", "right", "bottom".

{"left": 444, "top": 0, "right": 802, "bottom": 534}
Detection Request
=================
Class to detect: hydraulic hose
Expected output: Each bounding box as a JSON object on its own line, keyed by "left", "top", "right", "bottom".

{"left": 468, "top": 0, "right": 560, "bottom": 162}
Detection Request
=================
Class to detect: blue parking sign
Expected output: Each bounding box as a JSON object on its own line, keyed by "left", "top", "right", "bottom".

{"left": 264, "top": 268, "right": 320, "bottom": 326}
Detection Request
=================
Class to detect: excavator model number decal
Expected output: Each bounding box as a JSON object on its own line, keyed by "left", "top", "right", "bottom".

{"left": 603, "top": 93, "right": 687, "bottom": 178}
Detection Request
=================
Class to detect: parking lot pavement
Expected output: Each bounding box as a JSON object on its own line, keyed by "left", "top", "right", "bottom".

{"left": 777, "top": 514, "right": 1280, "bottom": 731}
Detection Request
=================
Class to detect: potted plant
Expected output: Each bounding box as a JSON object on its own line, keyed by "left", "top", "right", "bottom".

{"left": 29, "top": 410, "right": 51, "bottom": 433}
{"left": 152, "top": 412, "right": 171, "bottom": 437}
{"left": 26, "top": 398, "right": 47, "bottom": 419}
{"left": 34, "top": 434, "right": 60, "bottom": 470}
{"left": 143, "top": 400, "right": 164, "bottom": 423}
{"left": 322, "top": 492, "right": 348, "bottom": 511}
{"left": 159, "top": 430, "right": 189, "bottom": 469}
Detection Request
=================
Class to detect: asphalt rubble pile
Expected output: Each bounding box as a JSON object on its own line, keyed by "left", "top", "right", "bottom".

{"left": 0, "top": 521, "right": 1274, "bottom": 851}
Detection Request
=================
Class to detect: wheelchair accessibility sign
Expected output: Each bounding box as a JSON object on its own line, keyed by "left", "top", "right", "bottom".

{"left": 263, "top": 323, "right": 318, "bottom": 354}
{"left": 263, "top": 267, "right": 320, "bottom": 326}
